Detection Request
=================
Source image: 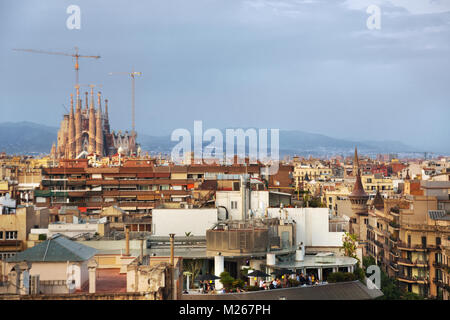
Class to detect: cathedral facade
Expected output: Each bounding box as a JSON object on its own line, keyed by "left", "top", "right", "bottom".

{"left": 52, "top": 87, "right": 137, "bottom": 159}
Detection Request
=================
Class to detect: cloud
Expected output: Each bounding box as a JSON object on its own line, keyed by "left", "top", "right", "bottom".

{"left": 343, "top": 0, "right": 450, "bottom": 15}
{"left": 241, "top": 0, "right": 319, "bottom": 18}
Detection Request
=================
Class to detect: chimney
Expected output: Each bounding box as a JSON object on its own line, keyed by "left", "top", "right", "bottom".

{"left": 88, "top": 259, "right": 97, "bottom": 294}
{"left": 169, "top": 233, "right": 175, "bottom": 266}
{"left": 125, "top": 225, "right": 130, "bottom": 256}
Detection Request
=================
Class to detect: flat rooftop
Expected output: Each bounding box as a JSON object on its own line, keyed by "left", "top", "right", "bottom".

{"left": 182, "top": 281, "right": 383, "bottom": 300}
{"left": 271, "top": 254, "right": 358, "bottom": 269}
{"left": 78, "top": 268, "right": 126, "bottom": 294}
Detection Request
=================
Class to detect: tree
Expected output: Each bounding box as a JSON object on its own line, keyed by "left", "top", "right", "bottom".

{"left": 183, "top": 259, "right": 203, "bottom": 288}
{"left": 341, "top": 232, "right": 359, "bottom": 263}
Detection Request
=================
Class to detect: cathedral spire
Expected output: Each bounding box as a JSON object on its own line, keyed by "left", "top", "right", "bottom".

{"left": 88, "top": 87, "right": 96, "bottom": 154}
{"left": 353, "top": 146, "right": 359, "bottom": 176}
{"left": 75, "top": 86, "right": 82, "bottom": 157}
{"left": 104, "top": 98, "right": 110, "bottom": 134}
{"left": 85, "top": 91, "right": 89, "bottom": 113}
{"left": 96, "top": 92, "right": 103, "bottom": 156}
{"left": 68, "top": 97, "right": 75, "bottom": 159}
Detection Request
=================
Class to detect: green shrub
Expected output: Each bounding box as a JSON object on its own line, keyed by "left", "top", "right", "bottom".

{"left": 246, "top": 285, "right": 260, "bottom": 291}
{"left": 219, "top": 271, "right": 235, "bottom": 289}
{"left": 232, "top": 279, "right": 245, "bottom": 288}
{"left": 38, "top": 234, "right": 47, "bottom": 241}
{"left": 353, "top": 266, "right": 365, "bottom": 281}
{"left": 288, "top": 279, "right": 300, "bottom": 287}
{"left": 327, "top": 272, "right": 356, "bottom": 283}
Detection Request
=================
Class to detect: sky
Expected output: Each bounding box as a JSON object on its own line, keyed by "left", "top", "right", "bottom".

{"left": 1, "top": 0, "right": 449, "bottom": 152}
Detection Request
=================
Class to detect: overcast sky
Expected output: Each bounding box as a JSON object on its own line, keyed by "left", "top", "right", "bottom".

{"left": 1, "top": 0, "right": 449, "bottom": 152}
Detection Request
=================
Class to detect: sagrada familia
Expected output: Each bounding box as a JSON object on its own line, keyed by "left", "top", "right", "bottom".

{"left": 51, "top": 86, "right": 138, "bottom": 159}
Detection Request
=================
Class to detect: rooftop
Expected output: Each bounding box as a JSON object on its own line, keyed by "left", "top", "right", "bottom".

{"left": 182, "top": 281, "right": 383, "bottom": 300}
{"left": 6, "top": 234, "right": 97, "bottom": 263}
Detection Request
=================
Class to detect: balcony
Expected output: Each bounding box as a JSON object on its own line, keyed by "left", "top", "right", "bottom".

{"left": 389, "top": 262, "right": 399, "bottom": 272}
{"left": 397, "top": 275, "right": 428, "bottom": 284}
{"left": 397, "top": 241, "right": 428, "bottom": 252}
{"left": 389, "top": 207, "right": 400, "bottom": 216}
{"left": 389, "top": 221, "right": 400, "bottom": 230}
{"left": 0, "top": 240, "right": 22, "bottom": 251}
{"left": 397, "top": 258, "right": 414, "bottom": 266}
{"left": 389, "top": 249, "right": 399, "bottom": 258}
{"left": 374, "top": 239, "right": 385, "bottom": 248}
{"left": 397, "top": 258, "right": 428, "bottom": 268}
{"left": 433, "top": 278, "right": 444, "bottom": 288}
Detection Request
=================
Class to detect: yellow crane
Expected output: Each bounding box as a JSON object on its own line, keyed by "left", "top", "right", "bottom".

{"left": 13, "top": 46, "right": 100, "bottom": 86}
{"left": 108, "top": 70, "right": 142, "bottom": 135}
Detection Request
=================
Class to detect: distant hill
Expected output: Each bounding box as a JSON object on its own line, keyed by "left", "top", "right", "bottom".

{"left": 0, "top": 121, "right": 422, "bottom": 157}
{"left": 0, "top": 121, "right": 58, "bottom": 155}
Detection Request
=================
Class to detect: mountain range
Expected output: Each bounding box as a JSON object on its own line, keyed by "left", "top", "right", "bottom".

{"left": 0, "top": 121, "right": 429, "bottom": 157}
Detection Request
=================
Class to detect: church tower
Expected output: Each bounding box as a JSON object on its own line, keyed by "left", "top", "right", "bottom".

{"left": 352, "top": 146, "right": 359, "bottom": 176}
{"left": 75, "top": 85, "right": 82, "bottom": 157}
{"left": 88, "top": 87, "right": 96, "bottom": 154}
{"left": 349, "top": 146, "right": 369, "bottom": 242}
{"left": 96, "top": 92, "right": 104, "bottom": 156}
{"left": 68, "top": 96, "right": 75, "bottom": 158}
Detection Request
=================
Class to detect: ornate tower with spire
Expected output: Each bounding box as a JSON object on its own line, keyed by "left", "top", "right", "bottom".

{"left": 55, "top": 85, "right": 138, "bottom": 159}
{"left": 75, "top": 86, "right": 82, "bottom": 157}
{"left": 349, "top": 146, "right": 369, "bottom": 240}
{"left": 88, "top": 87, "right": 96, "bottom": 154}
{"left": 104, "top": 98, "right": 110, "bottom": 133}
{"left": 68, "top": 97, "right": 75, "bottom": 158}
{"left": 352, "top": 146, "right": 359, "bottom": 176}
{"left": 96, "top": 92, "right": 104, "bottom": 156}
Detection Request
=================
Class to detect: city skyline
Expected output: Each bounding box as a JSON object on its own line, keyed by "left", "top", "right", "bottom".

{"left": 1, "top": 0, "right": 450, "bottom": 153}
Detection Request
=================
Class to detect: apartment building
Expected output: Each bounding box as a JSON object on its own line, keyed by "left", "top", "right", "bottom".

{"left": 366, "top": 183, "right": 450, "bottom": 299}
{"left": 0, "top": 205, "right": 49, "bottom": 260}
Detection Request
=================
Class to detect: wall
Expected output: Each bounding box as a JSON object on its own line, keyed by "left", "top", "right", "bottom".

{"left": 267, "top": 207, "right": 343, "bottom": 248}
{"left": 47, "top": 222, "right": 102, "bottom": 238}
{"left": 152, "top": 209, "right": 218, "bottom": 236}
{"left": 216, "top": 191, "right": 269, "bottom": 220}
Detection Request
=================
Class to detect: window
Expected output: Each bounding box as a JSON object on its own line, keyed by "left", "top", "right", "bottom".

{"left": 421, "top": 236, "right": 427, "bottom": 248}
{"left": 231, "top": 201, "right": 238, "bottom": 210}
{"left": 436, "top": 237, "right": 441, "bottom": 246}
{"left": 5, "top": 231, "right": 18, "bottom": 240}
{"left": 0, "top": 231, "right": 2, "bottom": 240}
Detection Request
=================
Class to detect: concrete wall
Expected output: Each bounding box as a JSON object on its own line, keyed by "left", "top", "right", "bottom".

{"left": 267, "top": 207, "right": 343, "bottom": 248}
{"left": 152, "top": 209, "right": 218, "bottom": 236}
{"left": 216, "top": 191, "right": 269, "bottom": 220}
{"left": 48, "top": 222, "right": 103, "bottom": 238}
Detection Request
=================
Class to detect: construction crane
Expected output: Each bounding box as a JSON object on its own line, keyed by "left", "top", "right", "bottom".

{"left": 12, "top": 46, "right": 100, "bottom": 86}
{"left": 109, "top": 70, "right": 142, "bottom": 135}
